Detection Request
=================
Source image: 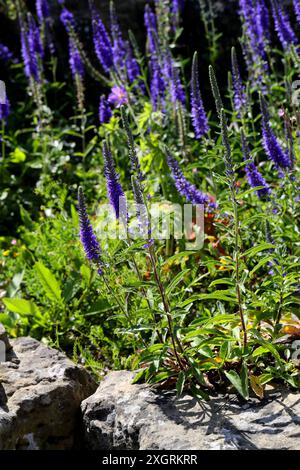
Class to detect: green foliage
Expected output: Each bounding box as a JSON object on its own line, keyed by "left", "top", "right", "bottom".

{"left": 0, "top": 0, "right": 300, "bottom": 398}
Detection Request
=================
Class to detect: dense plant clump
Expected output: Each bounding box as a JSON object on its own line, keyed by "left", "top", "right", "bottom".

{"left": 0, "top": 0, "right": 300, "bottom": 399}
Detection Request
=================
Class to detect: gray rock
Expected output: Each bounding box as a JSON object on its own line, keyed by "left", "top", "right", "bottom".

{"left": 81, "top": 371, "right": 300, "bottom": 450}
{"left": 0, "top": 323, "right": 11, "bottom": 353}
{"left": 0, "top": 336, "right": 97, "bottom": 450}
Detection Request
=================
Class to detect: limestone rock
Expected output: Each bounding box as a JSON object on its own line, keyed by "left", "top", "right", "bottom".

{"left": 0, "top": 323, "right": 11, "bottom": 353}
{"left": 0, "top": 336, "right": 97, "bottom": 450}
{"left": 82, "top": 370, "right": 300, "bottom": 450}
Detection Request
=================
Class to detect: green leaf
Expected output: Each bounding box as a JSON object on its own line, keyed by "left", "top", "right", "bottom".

{"left": 190, "top": 384, "right": 209, "bottom": 401}
{"left": 166, "top": 269, "right": 190, "bottom": 295}
{"left": 62, "top": 275, "right": 81, "bottom": 303}
{"left": 209, "top": 278, "right": 235, "bottom": 288}
{"left": 7, "top": 271, "right": 25, "bottom": 297}
{"left": 224, "top": 366, "right": 249, "bottom": 400}
{"left": 249, "top": 256, "right": 274, "bottom": 277}
{"left": 80, "top": 264, "right": 92, "bottom": 288}
{"left": 179, "top": 291, "right": 237, "bottom": 307}
{"left": 243, "top": 243, "right": 275, "bottom": 259}
{"left": 240, "top": 362, "right": 249, "bottom": 400}
{"left": 148, "top": 371, "right": 175, "bottom": 384}
{"left": 132, "top": 369, "right": 147, "bottom": 384}
{"left": 176, "top": 371, "right": 186, "bottom": 397}
{"left": 3, "top": 297, "right": 41, "bottom": 317}
{"left": 34, "top": 262, "right": 62, "bottom": 303}
{"left": 220, "top": 340, "right": 232, "bottom": 360}
{"left": 252, "top": 346, "right": 270, "bottom": 358}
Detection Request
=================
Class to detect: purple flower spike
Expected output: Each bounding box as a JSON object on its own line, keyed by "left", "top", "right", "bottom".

{"left": 190, "top": 52, "right": 209, "bottom": 139}
{"left": 241, "top": 131, "right": 270, "bottom": 198}
{"left": 239, "top": 0, "right": 268, "bottom": 62}
{"left": 99, "top": 95, "right": 112, "bottom": 124}
{"left": 0, "top": 98, "right": 10, "bottom": 121}
{"left": 150, "top": 56, "right": 165, "bottom": 110}
{"left": 28, "top": 15, "right": 44, "bottom": 59}
{"left": 231, "top": 47, "right": 247, "bottom": 116}
{"left": 110, "top": 3, "right": 126, "bottom": 73}
{"left": 144, "top": 4, "right": 158, "bottom": 55}
{"left": 60, "top": 8, "right": 84, "bottom": 79}
{"left": 271, "top": 0, "right": 297, "bottom": 50}
{"left": 167, "top": 150, "right": 210, "bottom": 205}
{"left": 60, "top": 8, "right": 75, "bottom": 32}
{"left": 125, "top": 44, "right": 141, "bottom": 85}
{"left": 36, "top": 0, "right": 50, "bottom": 22}
{"left": 91, "top": 11, "right": 113, "bottom": 73}
{"left": 77, "top": 187, "right": 102, "bottom": 269}
{"left": 165, "top": 50, "right": 185, "bottom": 106}
{"left": 294, "top": 0, "right": 300, "bottom": 23}
{"left": 20, "top": 19, "right": 41, "bottom": 82}
{"left": 0, "top": 44, "right": 17, "bottom": 63}
{"left": 260, "top": 95, "right": 292, "bottom": 170}
{"left": 69, "top": 39, "right": 84, "bottom": 79}
{"left": 103, "top": 142, "right": 125, "bottom": 219}
{"left": 108, "top": 85, "right": 128, "bottom": 108}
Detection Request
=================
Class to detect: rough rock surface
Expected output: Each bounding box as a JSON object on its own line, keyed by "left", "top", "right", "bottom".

{"left": 82, "top": 371, "right": 300, "bottom": 451}
{"left": 0, "top": 329, "right": 97, "bottom": 450}
{"left": 0, "top": 323, "right": 11, "bottom": 352}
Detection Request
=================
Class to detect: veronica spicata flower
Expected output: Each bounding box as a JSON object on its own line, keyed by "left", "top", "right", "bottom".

{"left": 231, "top": 47, "right": 247, "bottom": 116}
{"left": 164, "top": 50, "right": 185, "bottom": 106}
{"left": 0, "top": 44, "right": 17, "bottom": 63}
{"left": 260, "top": 94, "right": 292, "bottom": 169}
{"left": 91, "top": 10, "right": 113, "bottom": 73}
{"left": 103, "top": 142, "right": 125, "bottom": 219}
{"left": 190, "top": 51, "right": 209, "bottom": 139}
{"left": 239, "top": 0, "right": 268, "bottom": 62}
{"left": 271, "top": 0, "right": 297, "bottom": 50}
{"left": 36, "top": 0, "right": 50, "bottom": 23}
{"left": 125, "top": 44, "right": 141, "bottom": 86}
{"left": 99, "top": 95, "right": 112, "bottom": 124}
{"left": 121, "top": 107, "right": 145, "bottom": 184}
{"left": 60, "top": 8, "right": 84, "bottom": 79}
{"left": 167, "top": 150, "right": 209, "bottom": 205}
{"left": 68, "top": 39, "right": 84, "bottom": 79}
{"left": 20, "top": 16, "right": 42, "bottom": 82}
{"left": 294, "top": 0, "right": 300, "bottom": 24}
{"left": 241, "top": 131, "right": 270, "bottom": 198}
{"left": 0, "top": 98, "right": 10, "bottom": 121}
{"left": 144, "top": 4, "right": 158, "bottom": 55}
{"left": 110, "top": 3, "right": 126, "bottom": 74}
{"left": 77, "top": 187, "right": 102, "bottom": 273}
{"left": 150, "top": 56, "right": 166, "bottom": 110}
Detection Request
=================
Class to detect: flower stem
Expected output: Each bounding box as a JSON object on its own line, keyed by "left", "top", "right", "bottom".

{"left": 148, "top": 244, "right": 185, "bottom": 370}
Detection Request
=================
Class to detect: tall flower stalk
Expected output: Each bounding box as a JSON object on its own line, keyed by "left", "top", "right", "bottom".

{"left": 271, "top": 0, "right": 297, "bottom": 50}
{"left": 190, "top": 52, "right": 209, "bottom": 139}
{"left": 131, "top": 173, "right": 185, "bottom": 370}
{"left": 209, "top": 65, "right": 223, "bottom": 117}
{"left": 294, "top": 0, "right": 300, "bottom": 24}
{"left": 167, "top": 150, "right": 210, "bottom": 205}
{"left": 103, "top": 142, "right": 125, "bottom": 219}
{"left": 231, "top": 47, "right": 247, "bottom": 117}
{"left": 241, "top": 130, "right": 271, "bottom": 198}
{"left": 260, "top": 94, "right": 292, "bottom": 170}
{"left": 220, "top": 109, "right": 248, "bottom": 349}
